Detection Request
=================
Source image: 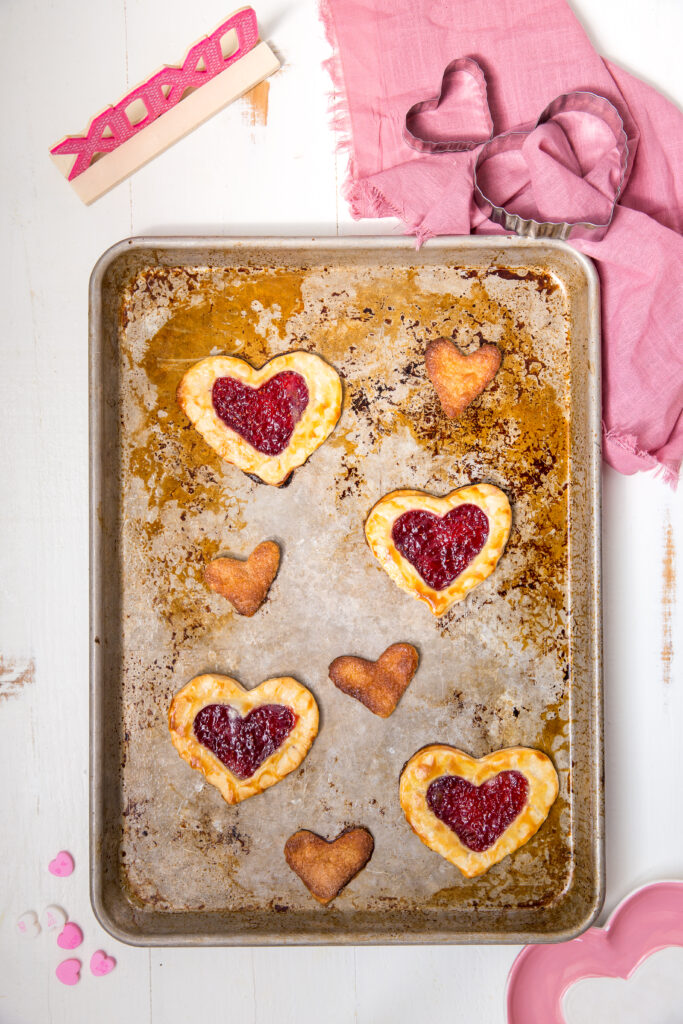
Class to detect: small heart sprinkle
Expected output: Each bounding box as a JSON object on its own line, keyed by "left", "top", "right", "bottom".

{"left": 57, "top": 922, "right": 83, "bottom": 950}
{"left": 56, "top": 958, "right": 81, "bottom": 986}
{"left": 90, "top": 950, "right": 116, "bottom": 977}
{"left": 42, "top": 905, "right": 68, "bottom": 932}
{"left": 16, "top": 911, "right": 41, "bottom": 938}
{"left": 48, "top": 851, "right": 75, "bottom": 877}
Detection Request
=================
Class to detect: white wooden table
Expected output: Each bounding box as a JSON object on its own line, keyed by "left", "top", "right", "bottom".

{"left": 1, "top": 1, "right": 681, "bottom": 1021}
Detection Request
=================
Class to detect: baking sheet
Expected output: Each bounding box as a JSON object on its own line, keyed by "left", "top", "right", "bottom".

{"left": 90, "top": 236, "right": 603, "bottom": 944}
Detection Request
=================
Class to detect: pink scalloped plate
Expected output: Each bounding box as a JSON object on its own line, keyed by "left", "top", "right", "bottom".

{"left": 506, "top": 881, "right": 683, "bottom": 1024}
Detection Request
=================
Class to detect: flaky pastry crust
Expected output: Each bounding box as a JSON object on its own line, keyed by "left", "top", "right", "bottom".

{"left": 204, "top": 540, "right": 280, "bottom": 616}
{"left": 364, "top": 484, "right": 512, "bottom": 616}
{"left": 399, "top": 745, "right": 559, "bottom": 878}
{"left": 177, "top": 352, "right": 342, "bottom": 486}
{"left": 328, "top": 643, "right": 419, "bottom": 718}
{"left": 425, "top": 337, "right": 501, "bottom": 418}
{"left": 168, "top": 674, "right": 319, "bottom": 805}
{"left": 284, "top": 828, "right": 375, "bottom": 905}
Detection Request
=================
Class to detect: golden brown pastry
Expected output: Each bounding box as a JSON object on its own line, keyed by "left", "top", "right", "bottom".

{"left": 204, "top": 540, "right": 280, "bottom": 616}
{"left": 425, "top": 337, "right": 501, "bottom": 418}
{"left": 169, "top": 674, "right": 318, "bottom": 805}
{"left": 328, "top": 643, "right": 419, "bottom": 717}
{"left": 284, "top": 828, "right": 374, "bottom": 904}
{"left": 177, "top": 352, "right": 342, "bottom": 486}
{"left": 399, "top": 744, "right": 558, "bottom": 877}
{"left": 365, "top": 484, "right": 511, "bottom": 616}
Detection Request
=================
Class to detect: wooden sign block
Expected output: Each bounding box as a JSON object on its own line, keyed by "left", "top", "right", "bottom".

{"left": 50, "top": 7, "right": 280, "bottom": 204}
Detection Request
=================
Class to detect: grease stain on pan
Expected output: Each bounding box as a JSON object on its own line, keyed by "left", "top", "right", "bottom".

{"left": 114, "top": 257, "right": 579, "bottom": 922}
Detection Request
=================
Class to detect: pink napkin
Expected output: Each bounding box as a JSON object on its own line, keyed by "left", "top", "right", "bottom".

{"left": 320, "top": 0, "right": 683, "bottom": 484}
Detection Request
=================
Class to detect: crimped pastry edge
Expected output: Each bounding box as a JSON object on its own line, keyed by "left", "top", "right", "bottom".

{"left": 399, "top": 744, "right": 559, "bottom": 877}
{"left": 168, "top": 674, "right": 319, "bottom": 804}
{"left": 364, "top": 484, "right": 512, "bottom": 615}
{"left": 177, "top": 352, "right": 342, "bottom": 486}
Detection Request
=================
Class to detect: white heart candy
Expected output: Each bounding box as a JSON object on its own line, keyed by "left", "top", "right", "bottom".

{"left": 42, "top": 904, "right": 68, "bottom": 931}
{"left": 16, "top": 911, "right": 41, "bottom": 938}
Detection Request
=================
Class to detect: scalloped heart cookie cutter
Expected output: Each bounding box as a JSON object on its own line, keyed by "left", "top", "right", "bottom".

{"left": 403, "top": 59, "right": 628, "bottom": 241}
{"left": 506, "top": 881, "right": 683, "bottom": 1024}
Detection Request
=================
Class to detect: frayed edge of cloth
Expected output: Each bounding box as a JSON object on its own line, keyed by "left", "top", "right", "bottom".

{"left": 318, "top": 0, "right": 359, "bottom": 195}
{"left": 604, "top": 426, "right": 679, "bottom": 489}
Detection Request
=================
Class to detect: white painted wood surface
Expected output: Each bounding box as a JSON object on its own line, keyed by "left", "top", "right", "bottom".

{"left": 0, "top": 1, "right": 681, "bottom": 1021}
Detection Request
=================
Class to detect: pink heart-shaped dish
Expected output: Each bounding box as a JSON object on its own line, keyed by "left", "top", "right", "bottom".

{"left": 506, "top": 881, "right": 683, "bottom": 1024}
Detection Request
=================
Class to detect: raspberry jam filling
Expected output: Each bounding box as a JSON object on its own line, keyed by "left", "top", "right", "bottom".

{"left": 193, "top": 703, "right": 297, "bottom": 780}
{"left": 426, "top": 771, "right": 529, "bottom": 852}
{"left": 391, "top": 504, "right": 489, "bottom": 591}
{"left": 212, "top": 371, "right": 309, "bottom": 456}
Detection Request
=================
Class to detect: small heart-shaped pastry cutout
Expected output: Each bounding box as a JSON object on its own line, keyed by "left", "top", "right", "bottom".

{"left": 400, "top": 745, "right": 558, "bottom": 877}
{"left": 365, "top": 484, "right": 511, "bottom": 616}
{"left": 329, "top": 643, "right": 418, "bottom": 717}
{"left": 425, "top": 337, "right": 501, "bottom": 418}
{"left": 177, "top": 352, "right": 342, "bottom": 486}
{"left": 169, "top": 674, "right": 319, "bottom": 805}
{"left": 284, "top": 828, "right": 374, "bottom": 904}
{"left": 205, "top": 540, "right": 280, "bottom": 616}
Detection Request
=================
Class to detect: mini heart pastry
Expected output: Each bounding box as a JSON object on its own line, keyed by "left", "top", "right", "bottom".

{"left": 365, "top": 484, "right": 511, "bottom": 616}
{"left": 177, "top": 352, "right": 342, "bottom": 486}
{"left": 284, "top": 827, "right": 374, "bottom": 904}
{"left": 329, "top": 642, "right": 419, "bottom": 717}
{"left": 169, "top": 674, "right": 319, "bottom": 805}
{"left": 425, "top": 337, "right": 501, "bottom": 418}
{"left": 204, "top": 540, "right": 280, "bottom": 616}
{"left": 400, "top": 745, "right": 558, "bottom": 877}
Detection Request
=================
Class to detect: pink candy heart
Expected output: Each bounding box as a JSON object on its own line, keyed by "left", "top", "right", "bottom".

{"left": 56, "top": 958, "right": 81, "bottom": 986}
{"left": 90, "top": 950, "right": 116, "bottom": 977}
{"left": 48, "top": 850, "right": 75, "bottom": 877}
{"left": 57, "top": 922, "right": 83, "bottom": 950}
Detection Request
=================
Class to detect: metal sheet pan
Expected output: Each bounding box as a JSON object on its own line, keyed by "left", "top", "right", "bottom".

{"left": 90, "top": 236, "right": 603, "bottom": 945}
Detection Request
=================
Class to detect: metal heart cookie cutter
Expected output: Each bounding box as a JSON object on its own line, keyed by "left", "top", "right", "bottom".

{"left": 404, "top": 61, "right": 628, "bottom": 241}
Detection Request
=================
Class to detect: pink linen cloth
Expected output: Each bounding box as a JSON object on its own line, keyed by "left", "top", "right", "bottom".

{"left": 320, "top": 0, "right": 683, "bottom": 484}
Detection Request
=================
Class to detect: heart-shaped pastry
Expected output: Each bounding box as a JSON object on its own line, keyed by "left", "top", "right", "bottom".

{"left": 425, "top": 337, "right": 501, "bottom": 418}
{"left": 284, "top": 827, "right": 374, "bottom": 904}
{"left": 177, "top": 352, "right": 342, "bottom": 486}
{"left": 169, "top": 674, "right": 319, "bottom": 804}
{"left": 365, "top": 484, "right": 511, "bottom": 616}
{"left": 329, "top": 643, "right": 419, "bottom": 717}
{"left": 400, "top": 745, "right": 558, "bottom": 877}
{"left": 204, "top": 540, "right": 280, "bottom": 616}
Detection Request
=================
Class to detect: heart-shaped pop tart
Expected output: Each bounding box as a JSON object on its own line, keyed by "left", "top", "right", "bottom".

{"left": 329, "top": 643, "right": 419, "bottom": 717}
{"left": 177, "top": 352, "right": 342, "bottom": 486}
{"left": 425, "top": 337, "right": 501, "bottom": 418}
{"left": 365, "top": 484, "right": 511, "bottom": 616}
{"left": 169, "top": 674, "right": 319, "bottom": 804}
{"left": 400, "top": 745, "right": 558, "bottom": 877}
{"left": 284, "top": 828, "right": 374, "bottom": 904}
{"left": 205, "top": 540, "right": 280, "bottom": 616}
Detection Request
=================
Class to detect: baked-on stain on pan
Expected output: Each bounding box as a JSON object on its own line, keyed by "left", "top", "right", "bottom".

{"left": 89, "top": 237, "right": 602, "bottom": 944}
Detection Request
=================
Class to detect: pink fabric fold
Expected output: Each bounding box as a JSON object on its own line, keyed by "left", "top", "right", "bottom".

{"left": 320, "top": 0, "right": 683, "bottom": 484}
